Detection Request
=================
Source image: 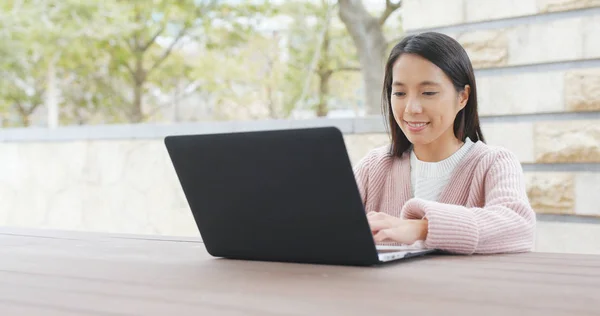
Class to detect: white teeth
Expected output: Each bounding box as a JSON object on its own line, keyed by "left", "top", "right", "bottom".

{"left": 407, "top": 122, "right": 428, "bottom": 128}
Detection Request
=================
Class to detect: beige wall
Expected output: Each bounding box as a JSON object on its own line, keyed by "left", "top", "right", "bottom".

{"left": 346, "top": 125, "right": 600, "bottom": 216}
{"left": 347, "top": 121, "right": 600, "bottom": 165}
{"left": 396, "top": 0, "right": 600, "bottom": 254}
{"left": 477, "top": 68, "right": 600, "bottom": 116}
{"left": 536, "top": 221, "right": 600, "bottom": 254}
{"left": 0, "top": 130, "right": 598, "bottom": 222}
{"left": 453, "top": 16, "right": 600, "bottom": 68}
{"left": 1, "top": 132, "right": 599, "bottom": 254}
{"left": 403, "top": 0, "right": 600, "bottom": 31}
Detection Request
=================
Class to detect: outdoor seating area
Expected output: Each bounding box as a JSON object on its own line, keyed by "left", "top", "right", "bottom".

{"left": 1, "top": 0, "right": 599, "bottom": 314}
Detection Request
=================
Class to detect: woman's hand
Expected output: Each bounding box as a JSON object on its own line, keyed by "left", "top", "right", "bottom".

{"left": 367, "top": 212, "right": 428, "bottom": 244}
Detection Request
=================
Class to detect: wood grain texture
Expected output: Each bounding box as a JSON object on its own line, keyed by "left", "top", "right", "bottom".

{"left": 1, "top": 226, "right": 600, "bottom": 316}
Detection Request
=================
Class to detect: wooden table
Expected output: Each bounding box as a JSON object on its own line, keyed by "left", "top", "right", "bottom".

{"left": 1, "top": 226, "right": 599, "bottom": 316}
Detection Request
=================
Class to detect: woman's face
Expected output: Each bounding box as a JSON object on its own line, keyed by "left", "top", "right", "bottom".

{"left": 390, "top": 53, "right": 469, "bottom": 147}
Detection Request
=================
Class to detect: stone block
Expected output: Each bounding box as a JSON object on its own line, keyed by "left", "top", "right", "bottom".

{"left": 402, "top": 0, "right": 599, "bottom": 31}
{"left": 456, "top": 30, "right": 510, "bottom": 68}
{"left": 465, "top": 0, "right": 538, "bottom": 22}
{"left": 506, "top": 17, "right": 585, "bottom": 66}
{"left": 402, "top": 0, "right": 465, "bottom": 31}
{"left": 583, "top": 14, "right": 600, "bottom": 58}
{"left": 537, "top": 0, "right": 600, "bottom": 13}
{"left": 447, "top": 15, "right": 599, "bottom": 69}
{"left": 477, "top": 71, "right": 564, "bottom": 116}
{"left": 534, "top": 121, "right": 600, "bottom": 163}
{"left": 481, "top": 122, "right": 535, "bottom": 163}
{"left": 535, "top": 221, "right": 600, "bottom": 255}
{"left": 565, "top": 68, "right": 600, "bottom": 111}
{"left": 343, "top": 133, "right": 390, "bottom": 166}
{"left": 575, "top": 173, "right": 600, "bottom": 216}
{"left": 526, "top": 173, "right": 576, "bottom": 214}
{"left": 1, "top": 123, "right": 598, "bottom": 237}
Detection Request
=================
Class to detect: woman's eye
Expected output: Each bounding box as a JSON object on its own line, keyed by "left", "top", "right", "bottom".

{"left": 393, "top": 92, "right": 405, "bottom": 97}
{"left": 423, "top": 92, "right": 438, "bottom": 96}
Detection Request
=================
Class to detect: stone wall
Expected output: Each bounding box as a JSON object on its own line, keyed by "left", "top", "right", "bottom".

{"left": 477, "top": 68, "right": 600, "bottom": 116}
{"left": 403, "top": 0, "right": 600, "bottom": 30}
{"left": 400, "top": 0, "right": 600, "bottom": 218}
{"left": 393, "top": 0, "right": 600, "bottom": 253}
{"left": 1, "top": 120, "right": 599, "bottom": 254}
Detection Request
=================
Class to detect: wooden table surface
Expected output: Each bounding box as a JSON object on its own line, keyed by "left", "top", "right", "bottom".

{"left": 1, "top": 226, "right": 599, "bottom": 316}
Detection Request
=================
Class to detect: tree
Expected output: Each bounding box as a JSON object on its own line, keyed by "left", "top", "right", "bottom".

{"left": 186, "top": 3, "right": 292, "bottom": 121}
{"left": 194, "top": 30, "right": 287, "bottom": 121}
{"left": 58, "top": 40, "right": 133, "bottom": 125}
{"left": 0, "top": 0, "right": 130, "bottom": 127}
{"left": 0, "top": 54, "right": 45, "bottom": 127}
{"left": 313, "top": 5, "right": 361, "bottom": 117}
{"left": 0, "top": 1, "right": 53, "bottom": 127}
{"left": 89, "top": 0, "right": 217, "bottom": 123}
{"left": 0, "top": 4, "right": 44, "bottom": 127}
{"left": 338, "top": 0, "right": 402, "bottom": 116}
{"left": 79, "top": 0, "right": 277, "bottom": 124}
{"left": 283, "top": 0, "right": 360, "bottom": 117}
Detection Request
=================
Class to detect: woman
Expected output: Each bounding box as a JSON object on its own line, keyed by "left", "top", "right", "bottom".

{"left": 354, "top": 32, "right": 536, "bottom": 255}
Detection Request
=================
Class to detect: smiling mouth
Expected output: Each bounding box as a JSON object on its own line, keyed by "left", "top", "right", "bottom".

{"left": 405, "top": 121, "right": 430, "bottom": 128}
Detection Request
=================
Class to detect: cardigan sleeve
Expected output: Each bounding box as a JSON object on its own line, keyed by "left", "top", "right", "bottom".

{"left": 352, "top": 152, "right": 372, "bottom": 206}
{"left": 401, "top": 149, "right": 536, "bottom": 255}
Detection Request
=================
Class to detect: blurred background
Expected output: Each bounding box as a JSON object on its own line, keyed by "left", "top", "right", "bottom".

{"left": 0, "top": 0, "right": 598, "bottom": 253}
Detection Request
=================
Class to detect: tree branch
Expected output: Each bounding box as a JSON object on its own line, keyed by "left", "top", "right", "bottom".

{"left": 332, "top": 66, "right": 361, "bottom": 73}
{"left": 145, "top": 79, "right": 202, "bottom": 118}
{"left": 124, "top": 62, "right": 136, "bottom": 78}
{"left": 295, "top": 1, "right": 336, "bottom": 109}
{"left": 141, "top": 0, "right": 218, "bottom": 76}
{"left": 379, "top": 0, "right": 402, "bottom": 26}
{"left": 338, "top": 0, "right": 377, "bottom": 51}
{"left": 118, "top": 38, "right": 137, "bottom": 77}
{"left": 147, "top": 27, "right": 188, "bottom": 75}
{"left": 140, "top": 26, "right": 166, "bottom": 52}
{"left": 12, "top": 99, "right": 26, "bottom": 116}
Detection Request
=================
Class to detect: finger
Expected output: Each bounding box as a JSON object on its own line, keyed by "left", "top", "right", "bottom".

{"left": 374, "top": 228, "right": 403, "bottom": 243}
{"left": 373, "top": 229, "right": 392, "bottom": 243}
{"left": 368, "top": 212, "right": 389, "bottom": 220}
{"left": 367, "top": 219, "right": 394, "bottom": 232}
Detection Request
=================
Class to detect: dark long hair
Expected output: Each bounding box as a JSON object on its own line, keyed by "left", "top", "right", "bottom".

{"left": 382, "top": 32, "right": 485, "bottom": 158}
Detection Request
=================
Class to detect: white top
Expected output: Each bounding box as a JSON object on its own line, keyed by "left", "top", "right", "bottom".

{"left": 410, "top": 138, "right": 475, "bottom": 201}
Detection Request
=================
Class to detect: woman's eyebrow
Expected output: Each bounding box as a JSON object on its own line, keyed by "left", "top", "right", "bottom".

{"left": 392, "top": 81, "right": 441, "bottom": 86}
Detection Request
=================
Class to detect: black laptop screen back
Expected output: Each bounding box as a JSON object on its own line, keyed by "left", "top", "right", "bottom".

{"left": 164, "top": 127, "right": 379, "bottom": 265}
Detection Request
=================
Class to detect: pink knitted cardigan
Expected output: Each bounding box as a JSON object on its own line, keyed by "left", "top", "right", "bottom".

{"left": 353, "top": 140, "right": 536, "bottom": 255}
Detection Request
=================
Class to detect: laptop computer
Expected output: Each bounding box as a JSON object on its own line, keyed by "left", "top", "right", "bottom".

{"left": 164, "top": 126, "right": 435, "bottom": 266}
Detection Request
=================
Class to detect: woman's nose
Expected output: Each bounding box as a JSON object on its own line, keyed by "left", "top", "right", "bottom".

{"left": 405, "top": 97, "right": 423, "bottom": 114}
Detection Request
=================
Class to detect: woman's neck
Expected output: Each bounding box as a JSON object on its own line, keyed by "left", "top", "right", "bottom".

{"left": 412, "top": 135, "right": 464, "bottom": 163}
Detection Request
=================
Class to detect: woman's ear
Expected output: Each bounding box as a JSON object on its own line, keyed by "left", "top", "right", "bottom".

{"left": 458, "top": 84, "right": 470, "bottom": 110}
